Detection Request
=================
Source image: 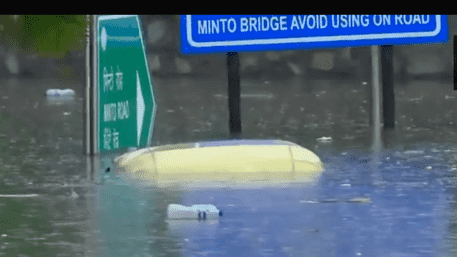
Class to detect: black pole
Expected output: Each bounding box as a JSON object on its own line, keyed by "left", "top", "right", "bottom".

{"left": 454, "top": 35, "right": 457, "bottom": 90}
{"left": 381, "top": 45, "right": 395, "bottom": 129}
{"left": 227, "top": 52, "right": 241, "bottom": 138}
{"left": 360, "top": 47, "right": 372, "bottom": 126}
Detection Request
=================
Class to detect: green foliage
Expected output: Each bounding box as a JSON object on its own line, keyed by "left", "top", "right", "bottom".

{"left": 0, "top": 15, "right": 87, "bottom": 57}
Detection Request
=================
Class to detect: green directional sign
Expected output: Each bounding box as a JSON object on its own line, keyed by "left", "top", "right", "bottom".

{"left": 97, "top": 15, "right": 156, "bottom": 152}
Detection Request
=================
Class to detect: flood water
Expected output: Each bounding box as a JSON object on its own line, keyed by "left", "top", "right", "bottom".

{"left": 0, "top": 76, "right": 456, "bottom": 256}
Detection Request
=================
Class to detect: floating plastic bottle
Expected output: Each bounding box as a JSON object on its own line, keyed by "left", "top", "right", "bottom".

{"left": 167, "top": 204, "right": 222, "bottom": 220}
{"left": 45, "top": 89, "right": 75, "bottom": 97}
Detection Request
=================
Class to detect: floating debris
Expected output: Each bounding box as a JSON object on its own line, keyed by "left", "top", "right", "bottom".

{"left": 409, "top": 128, "right": 430, "bottom": 132}
{"left": 240, "top": 93, "right": 274, "bottom": 99}
{"left": 404, "top": 150, "right": 424, "bottom": 154}
{"left": 70, "top": 187, "right": 78, "bottom": 198}
{"left": 347, "top": 197, "right": 371, "bottom": 203}
{"left": 300, "top": 200, "right": 318, "bottom": 204}
{"left": 167, "top": 204, "right": 222, "bottom": 220}
{"left": 301, "top": 197, "right": 372, "bottom": 204}
{"left": 408, "top": 96, "right": 423, "bottom": 101}
{"left": 45, "top": 89, "right": 75, "bottom": 97}
{"left": 316, "top": 137, "right": 333, "bottom": 143}
{"left": 0, "top": 194, "right": 39, "bottom": 198}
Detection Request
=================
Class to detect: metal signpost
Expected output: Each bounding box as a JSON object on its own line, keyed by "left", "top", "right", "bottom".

{"left": 85, "top": 15, "right": 157, "bottom": 155}
{"left": 180, "top": 15, "right": 448, "bottom": 143}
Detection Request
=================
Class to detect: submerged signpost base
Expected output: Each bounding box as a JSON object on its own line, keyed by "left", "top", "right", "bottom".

{"left": 371, "top": 45, "right": 395, "bottom": 151}
{"left": 381, "top": 45, "right": 395, "bottom": 130}
{"left": 227, "top": 52, "right": 241, "bottom": 138}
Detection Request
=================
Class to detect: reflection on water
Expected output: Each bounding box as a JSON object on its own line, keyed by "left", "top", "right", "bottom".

{"left": 45, "top": 96, "right": 76, "bottom": 107}
{"left": 0, "top": 77, "right": 455, "bottom": 256}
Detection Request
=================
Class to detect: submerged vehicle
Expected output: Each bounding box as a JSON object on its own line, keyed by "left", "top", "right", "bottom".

{"left": 114, "top": 139, "right": 323, "bottom": 188}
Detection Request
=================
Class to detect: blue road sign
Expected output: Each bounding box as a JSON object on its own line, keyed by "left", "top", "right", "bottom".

{"left": 180, "top": 15, "right": 448, "bottom": 54}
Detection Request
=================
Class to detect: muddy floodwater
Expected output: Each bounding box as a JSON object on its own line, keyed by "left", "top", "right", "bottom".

{"left": 0, "top": 77, "right": 455, "bottom": 256}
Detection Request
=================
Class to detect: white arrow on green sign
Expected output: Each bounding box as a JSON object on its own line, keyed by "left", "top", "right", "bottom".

{"left": 97, "top": 15, "right": 156, "bottom": 152}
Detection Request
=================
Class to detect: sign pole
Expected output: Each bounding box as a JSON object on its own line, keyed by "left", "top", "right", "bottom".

{"left": 84, "top": 15, "right": 91, "bottom": 155}
{"left": 381, "top": 45, "right": 395, "bottom": 129}
{"left": 92, "top": 15, "right": 99, "bottom": 155}
{"left": 227, "top": 52, "right": 241, "bottom": 138}
{"left": 371, "top": 45, "right": 382, "bottom": 152}
{"left": 84, "top": 15, "right": 98, "bottom": 156}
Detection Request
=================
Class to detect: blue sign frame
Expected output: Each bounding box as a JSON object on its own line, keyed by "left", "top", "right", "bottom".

{"left": 180, "top": 15, "right": 448, "bottom": 54}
